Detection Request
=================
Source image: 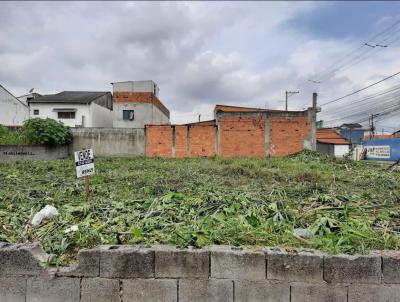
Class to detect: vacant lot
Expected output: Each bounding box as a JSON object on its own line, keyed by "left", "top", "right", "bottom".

{"left": 1, "top": 152, "right": 399, "bottom": 264}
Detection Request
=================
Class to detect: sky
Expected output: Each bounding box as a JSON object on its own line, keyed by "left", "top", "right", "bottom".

{"left": 1, "top": 1, "right": 400, "bottom": 131}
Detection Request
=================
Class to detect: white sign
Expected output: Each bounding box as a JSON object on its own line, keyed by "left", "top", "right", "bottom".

{"left": 365, "top": 145, "right": 391, "bottom": 159}
{"left": 74, "top": 149, "right": 95, "bottom": 178}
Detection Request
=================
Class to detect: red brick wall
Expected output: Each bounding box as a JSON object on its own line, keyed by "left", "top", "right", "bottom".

{"left": 146, "top": 126, "right": 173, "bottom": 157}
{"left": 269, "top": 116, "right": 311, "bottom": 157}
{"left": 175, "top": 126, "right": 187, "bottom": 158}
{"left": 189, "top": 125, "right": 216, "bottom": 157}
{"left": 146, "top": 113, "right": 313, "bottom": 158}
{"left": 219, "top": 116, "right": 265, "bottom": 157}
{"left": 113, "top": 92, "right": 170, "bottom": 118}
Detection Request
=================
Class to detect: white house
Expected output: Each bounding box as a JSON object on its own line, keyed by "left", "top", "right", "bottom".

{"left": 112, "top": 80, "right": 170, "bottom": 128}
{"left": 317, "top": 128, "right": 351, "bottom": 157}
{"left": 28, "top": 91, "right": 113, "bottom": 127}
{"left": 17, "top": 92, "right": 42, "bottom": 106}
{"left": 0, "top": 84, "right": 30, "bottom": 126}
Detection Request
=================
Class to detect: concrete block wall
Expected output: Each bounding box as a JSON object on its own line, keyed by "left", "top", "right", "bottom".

{"left": 2, "top": 242, "right": 400, "bottom": 301}
{"left": 70, "top": 128, "right": 145, "bottom": 157}
{"left": 0, "top": 145, "right": 69, "bottom": 163}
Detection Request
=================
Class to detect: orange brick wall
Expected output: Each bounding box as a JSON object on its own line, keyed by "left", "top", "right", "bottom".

{"left": 189, "top": 125, "right": 216, "bottom": 157}
{"left": 269, "top": 116, "right": 311, "bottom": 157}
{"left": 219, "top": 117, "right": 265, "bottom": 157}
{"left": 175, "top": 126, "right": 187, "bottom": 158}
{"left": 113, "top": 92, "right": 170, "bottom": 118}
{"left": 146, "top": 125, "right": 173, "bottom": 157}
{"left": 145, "top": 113, "right": 313, "bottom": 158}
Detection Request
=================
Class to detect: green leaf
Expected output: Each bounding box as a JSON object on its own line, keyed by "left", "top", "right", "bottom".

{"left": 246, "top": 214, "right": 260, "bottom": 227}
{"left": 131, "top": 227, "right": 142, "bottom": 239}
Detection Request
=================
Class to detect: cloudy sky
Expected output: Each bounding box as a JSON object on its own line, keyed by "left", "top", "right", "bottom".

{"left": 1, "top": 1, "right": 400, "bottom": 130}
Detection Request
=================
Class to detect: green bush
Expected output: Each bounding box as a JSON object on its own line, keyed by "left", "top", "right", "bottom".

{"left": 0, "top": 125, "right": 21, "bottom": 145}
{"left": 20, "top": 118, "right": 72, "bottom": 145}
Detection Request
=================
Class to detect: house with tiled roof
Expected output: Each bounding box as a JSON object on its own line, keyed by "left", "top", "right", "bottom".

{"left": 316, "top": 128, "right": 351, "bottom": 157}
{"left": 28, "top": 91, "right": 113, "bottom": 127}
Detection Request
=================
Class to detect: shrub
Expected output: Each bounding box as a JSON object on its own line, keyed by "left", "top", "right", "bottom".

{"left": 0, "top": 125, "right": 21, "bottom": 145}
{"left": 20, "top": 118, "right": 72, "bottom": 145}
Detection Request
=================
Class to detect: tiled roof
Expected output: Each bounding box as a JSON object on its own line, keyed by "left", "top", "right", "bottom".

{"left": 317, "top": 129, "right": 350, "bottom": 145}
{"left": 28, "top": 91, "right": 110, "bottom": 104}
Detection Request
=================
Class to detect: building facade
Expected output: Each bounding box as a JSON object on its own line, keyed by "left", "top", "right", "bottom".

{"left": 112, "top": 81, "right": 170, "bottom": 128}
{"left": 0, "top": 84, "right": 30, "bottom": 126}
{"left": 17, "top": 92, "right": 42, "bottom": 106}
{"left": 316, "top": 128, "right": 350, "bottom": 157}
{"left": 28, "top": 91, "right": 113, "bottom": 127}
{"left": 363, "top": 138, "right": 400, "bottom": 161}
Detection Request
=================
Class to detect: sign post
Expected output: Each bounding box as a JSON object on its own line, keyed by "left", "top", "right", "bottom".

{"left": 74, "top": 149, "right": 95, "bottom": 200}
{"left": 84, "top": 175, "right": 90, "bottom": 200}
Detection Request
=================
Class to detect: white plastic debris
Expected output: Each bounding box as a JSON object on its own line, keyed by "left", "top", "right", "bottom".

{"left": 64, "top": 225, "right": 79, "bottom": 234}
{"left": 293, "top": 228, "right": 313, "bottom": 239}
{"left": 31, "top": 205, "right": 59, "bottom": 227}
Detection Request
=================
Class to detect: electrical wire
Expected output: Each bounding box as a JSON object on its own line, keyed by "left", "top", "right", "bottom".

{"left": 311, "top": 17, "right": 400, "bottom": 82}
{"left": 320, "top": 70, "right": 400, "bottom": 106}
{"left": 319, "top": 87, "right": 400, "bottom": 118}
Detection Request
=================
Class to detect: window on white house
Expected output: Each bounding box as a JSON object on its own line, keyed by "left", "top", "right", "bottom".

{"left": 123, "top": 110, "right": 134, "bottom": 121}
{"left": 33, "top": 109, "right": 39, "bottom": 115}
{"left": 58, "top": 112, "right": 76, "bottom": 119}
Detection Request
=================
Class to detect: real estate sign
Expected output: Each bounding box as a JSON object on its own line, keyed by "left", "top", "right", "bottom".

{"left": 74, "top": 149, "right": 95, "bottom": 178}
{"left": 365, "top": 145, "right": 391, "bottom": 159}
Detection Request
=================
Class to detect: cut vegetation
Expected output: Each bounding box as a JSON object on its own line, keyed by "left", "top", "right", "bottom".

{"left": 0, "top": 151, "right": 399, "bottom": 265}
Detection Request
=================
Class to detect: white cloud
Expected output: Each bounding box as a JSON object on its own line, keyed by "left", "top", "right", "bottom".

{"left": 0, "top": 1, "right": 398, "bottom": 130}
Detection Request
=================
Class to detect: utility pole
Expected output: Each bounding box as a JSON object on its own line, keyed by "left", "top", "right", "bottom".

{"left": 285, "top": 91, "right": 299, "bottom": 111}
{"left": 369, "top": 113, "right": 380, "bottom": 138}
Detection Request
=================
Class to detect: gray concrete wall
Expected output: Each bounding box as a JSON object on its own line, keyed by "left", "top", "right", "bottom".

{"left": 113, "top": 102, "right": 156, "bottom": 128}
{"left": 317, "top": 142, "right": 334, "bottom": 156}
{"left": 70, "top": 128, "right": 145, "bottom": 156}
{"left": 1, "top": 243, "right": 400, "bottom": 301}
{"left": 0, "top": 145, "right": 68, "bottom": 163}
{"left": 0, "top": 85, "right": 30, "bottom": 126}
{"left": 112, "top": 80, "right": 159, "bottom": 97}
{"left": 90, "top": 103, "right": 113, "bottom": 128}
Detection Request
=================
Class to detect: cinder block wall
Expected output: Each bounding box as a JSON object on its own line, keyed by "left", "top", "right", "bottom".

{"left": 70, "top": 128, "right": 145, "bottom": 157}
{"left": 1, "top": 243, "right": 400, "bottom": 302}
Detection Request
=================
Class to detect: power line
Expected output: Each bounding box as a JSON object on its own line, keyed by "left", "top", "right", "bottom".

{"left": 324, "top": 104, "right": 400, "bottom": 127}
{"left": 323, "top": 31, "right": 400, "bottom": 79}
{"left": 311, "top": 17, "right": 400, "bottom": 82}
{"left": 320, "top": 70, "right": 400, "bottom": 106}
{"left": 323, "top": 99, "right": 400, "bottom": 125}
{"left": 322, "top": 95, "right": 400, "bottom": 124}
{"left": 319, "top": 84, "right": 400, "bottom": 118}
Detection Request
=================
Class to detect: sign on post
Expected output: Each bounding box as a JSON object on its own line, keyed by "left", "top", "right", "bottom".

{"left": 74, "top": 149, "right": 95, "bottom": 178}
{"left": 74, "top": 149, "right": 95, "bottom": 200}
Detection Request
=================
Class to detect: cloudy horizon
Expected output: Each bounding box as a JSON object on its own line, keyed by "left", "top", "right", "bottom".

{"left": 1, "top": 1, "right": 400, "bottom": 130}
